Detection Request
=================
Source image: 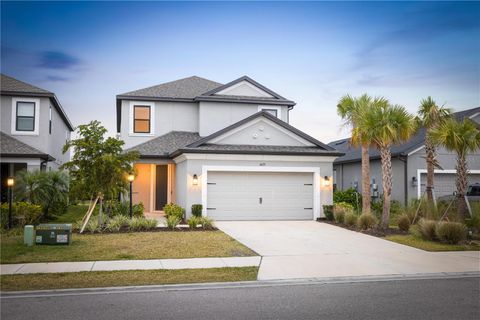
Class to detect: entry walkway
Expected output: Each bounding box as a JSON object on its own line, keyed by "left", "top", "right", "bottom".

{"left": 0, "top": 256, "right": 261, "bottom": 275}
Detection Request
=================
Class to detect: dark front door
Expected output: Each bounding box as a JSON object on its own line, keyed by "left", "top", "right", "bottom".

{"left": 155, "top": 165, "right": 168, "bottom": 211}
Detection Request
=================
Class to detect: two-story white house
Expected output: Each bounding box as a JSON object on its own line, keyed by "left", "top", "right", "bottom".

{"left": 118, "top": 76, "right": 342, "bottom": 220}
{"left": 0, "top": 74, "right": 74, "bottom": 201}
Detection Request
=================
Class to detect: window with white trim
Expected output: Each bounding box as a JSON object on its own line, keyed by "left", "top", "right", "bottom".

{"left": 258, "top": 106, "right": 281, "bottom": 118}
{"left": 49, "top": 106, "right": 52, "bottom": 134}
{"left": 133, "top": 105, "right": 151, "bottom": 133}
{"left": 16, "top": 101, "right": 36, "bottom": 131}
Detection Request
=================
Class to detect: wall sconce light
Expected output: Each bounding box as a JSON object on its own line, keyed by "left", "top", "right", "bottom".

{"left": 411, "top": 176, "right": 417, "bottom": 187}
{"left": 192, "top": 174, "right": 198, "bottom": 186}
{"left": 323, "top": 176, "right": 330, "bottom": 187}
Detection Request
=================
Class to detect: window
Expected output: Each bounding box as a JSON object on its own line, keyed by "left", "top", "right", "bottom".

{"left": 133, "top": 105, "right": 151, "bottom": 133}
{"left": 16, "top": 102, "right": 35, "bottom": 131}
{"left": 258, "top": 106, "right": 281, "bottom": 118}
{"left": 49, "top": 106, "right": 52, "bottom": 134}
{"left": 262, "top": 109, "right": 277, "bottom": 117}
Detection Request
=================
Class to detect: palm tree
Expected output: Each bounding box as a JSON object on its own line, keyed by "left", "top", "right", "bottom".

{"left": 430, "top": 118, "right": 480, "bottom": 217}
{"left": 417, "top": 97, "right": 451, "bottom": 210}
{"left": 359, "top": 103, "right": 417, "bottom": 229}
{"left": 337, "top": 94, "right": 388, "bottom": 214}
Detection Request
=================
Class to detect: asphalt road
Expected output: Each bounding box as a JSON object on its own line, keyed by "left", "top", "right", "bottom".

{"left": 1, "top": 276, "right": 479, "bottom": 320}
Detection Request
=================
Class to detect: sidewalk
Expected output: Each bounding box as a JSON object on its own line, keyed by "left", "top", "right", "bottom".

{"left": 0, "top": 256, "right": 261, "bottom": 275}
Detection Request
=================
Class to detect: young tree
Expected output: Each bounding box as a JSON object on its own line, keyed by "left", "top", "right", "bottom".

{"left": 61, "top": 121, "right": 139, "bottom": 229}
{"left": 337, "top": 94, "right": 388, "bottom": 214}
{"left": 417, "top": 97, "right": 451, "bottom": 211}
{"left": 359, "top": 103, "right": 417, "bottom": 230}
{"left": 430, "top": 118, "right": 480, "bottom": 217}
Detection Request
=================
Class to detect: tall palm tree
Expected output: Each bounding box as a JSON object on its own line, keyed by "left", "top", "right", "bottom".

{"left": 430, "top": 118, "right": 480, "bottom": 217}
{"left": 359, "top": 103, "right": 417, "bottom": 229}
{"left": 337, "top": 94, "right": 387, "bottom": 214}
{"left": 417, "top": 97, "right": 451, "bottom": 210}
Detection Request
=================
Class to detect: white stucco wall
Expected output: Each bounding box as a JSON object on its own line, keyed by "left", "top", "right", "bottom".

{"left": 174, "top": 154, "right": 335, "bottom": 219}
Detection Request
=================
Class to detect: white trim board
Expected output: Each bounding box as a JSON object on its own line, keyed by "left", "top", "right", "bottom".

{"left": 11, "top": 97, "right": 41, "bottom": 136}
{"left": 201, "top": 165, "right": 321, "bottom": 220}
{"left": 129, "top": 101, "right": 155, "bottom": 137}
{"left": 416, "top": 169, "right": 480, "bottom": 198}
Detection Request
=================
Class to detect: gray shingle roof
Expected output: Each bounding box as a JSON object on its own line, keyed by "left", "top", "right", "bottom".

{"left": 329, "top": 107, "right": 480, "bottom": 164}
{"left": 180, "top": 144, "right": 343, "bottom": 156}
{"left": 0, "top": 131, "right": 51, "bottom": 159}
{"left": 118, "top": 76, "right": 223, "bottom": 99}
{"left": 1, "top": 74, "right": 52, "bottom": 94}
{"left": 126, "top": 131, "right": 201, "bottom": 157}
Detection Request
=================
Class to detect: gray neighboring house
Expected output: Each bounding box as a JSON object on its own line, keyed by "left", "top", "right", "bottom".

{"left": 1, "top": 74, "right": 74, "bottom": 201}
{"left": 329, "top": 107, "right": 480, "bottom": 205}
{"left": 118, "top": 75, "right": 343, "bottom": 220}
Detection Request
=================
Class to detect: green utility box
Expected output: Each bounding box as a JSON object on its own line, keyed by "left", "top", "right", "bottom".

{"left": 24, "top": 225, "right": 35, "bottom": 246}
{"left": 35, "top": 224, "right": 72, "bottom": 245}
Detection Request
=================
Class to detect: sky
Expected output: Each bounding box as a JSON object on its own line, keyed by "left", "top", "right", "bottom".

{"left": 1, "top": 1, "right": 479, "bottom": 143}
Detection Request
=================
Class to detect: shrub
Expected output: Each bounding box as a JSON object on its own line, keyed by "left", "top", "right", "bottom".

{"left": 86, "top": 219, "right": 100, "bottom": 233}
{"left": 191, "top": 204, "right": 203, "bottom": 217}
{"left": 166, "top": 216, "right": 180, "bottom": 230}
{"left": 109, "top": 201, "right": 144, "bottom": 217}
{"left": 465, "top": 205, "right": 480, "bottom": 234}
{"left": 0, "top": 202, "right": 42, "bottom": 229}
{"left": 128, "top": 217, "right": 157, "bottom": 231}
{"left": 358, "top": 213, "right": 377, "bottom": 230}
{"left": 436, "top": 222, "right": 467, "bottom": 244}
{"left": 334, "top": 210, "right": 345, "bottom": 224}
{"left": 322, "top": 205, "right": 334, "bottom": 221}
{"left": 372, "top": 199, "right": 404, "bottom": 222}
{"left": 200, "top": 216, "right": 215, "bottom": 230}
{"left": 187, "top": 216, "right": 200, "bottom": 229}
{"left": 105, "top": 215, "right": 129, "bottom": 232}
{"left": 397, "top": 214, "right": 411, "bottom": 232}
{"left": 418, "top": 219, "right": 438, "bottom": 241}
{"left": 72, "top": 219, "right": 83, "bottom": 232}
{"left": 344, "top": 212, "right": 358, "bottom": 227}
{"left": 333, "top": 188, "right": 362, "bottom": 211}
{"left": 133, "top": 202, "right": 144, "bottom": 217}
{"left": 163, "top": 203, "right": 185, "bottom": 220}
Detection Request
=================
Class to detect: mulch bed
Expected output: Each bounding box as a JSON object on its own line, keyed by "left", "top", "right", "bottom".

{"left": 319, "top": 219, "right": 408, "bottom": 237}
{"left": 74, "top": 227, "right": 219, "bottom": 234}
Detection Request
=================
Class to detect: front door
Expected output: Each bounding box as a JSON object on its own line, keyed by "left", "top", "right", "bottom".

{"left": 155, "top": 165, "right": 168, "bottom": 211}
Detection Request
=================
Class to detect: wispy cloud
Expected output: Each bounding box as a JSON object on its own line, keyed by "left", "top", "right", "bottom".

{"left": 37, "top": 51, "right": 81, "bottom": 70}
{"left": 45, "top": 75, "right": 71, "bottom": 82}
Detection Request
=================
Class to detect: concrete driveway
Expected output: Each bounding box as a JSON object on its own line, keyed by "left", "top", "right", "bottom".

{"left": 216, "top": 221, "right": 480, "bottom": 280}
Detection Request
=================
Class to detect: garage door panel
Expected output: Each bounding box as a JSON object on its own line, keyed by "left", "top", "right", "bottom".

{"left": 207, "top": 171, "right": 314, "bottom": 221}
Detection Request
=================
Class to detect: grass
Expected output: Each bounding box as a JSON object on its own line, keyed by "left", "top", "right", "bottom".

{"left": 0, "top": 267, "right": 259, "bottom": 291}
{"left": 50, "top": 204, "right": 91, "bottom": 223}
{"left": 385, "top": 234, "right": 480, "bottom": 251}
{"left": 1, "top": 231, "right": 257, "bottom": 264}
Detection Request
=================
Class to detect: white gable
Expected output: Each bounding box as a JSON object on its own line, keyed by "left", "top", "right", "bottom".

{"left": 209, "top": 117, "right": 315, "bottom": 147}
{"left": 215, "top": 80, "right": 274, "bottom": 98}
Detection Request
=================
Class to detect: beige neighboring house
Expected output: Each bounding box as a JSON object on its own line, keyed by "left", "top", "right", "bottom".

{"left": 117, "top": 76, "right": 343, "bottom": 220}
{"left": 0, "top": 74, "right": 74, "bottom": 202}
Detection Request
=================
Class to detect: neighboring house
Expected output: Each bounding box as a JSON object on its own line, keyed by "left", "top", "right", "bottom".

{"left": 329, "top": 107, "right": 480, "bottom": 205}
{"left": 117, "top": 76, "right": 342, "bottom": 220}
{"left": 0, "top": 74, "right": 74, "bottom": 201}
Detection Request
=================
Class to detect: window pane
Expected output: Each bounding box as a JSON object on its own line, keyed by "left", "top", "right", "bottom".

{"left": 17, "top": 102, "right": 35, "bottom": 116}
{"left": 263, "top": 109, "right": 277, "bottom": 117}
{"left": 17, "top": 117, "right": 34, "bottom": 131}
{"left": 134, "top": 106, "right": 150, "bottom": 120}
{"left": 134, "top": 120, "right": 150, "bottom": 133}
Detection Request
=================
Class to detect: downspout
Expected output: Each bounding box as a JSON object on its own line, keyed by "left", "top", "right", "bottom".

{"left": 399, "top": 154, "right": 408, "bottom": 206}
{"left": 287, "top": 106, "right": 293, "bottom": 123}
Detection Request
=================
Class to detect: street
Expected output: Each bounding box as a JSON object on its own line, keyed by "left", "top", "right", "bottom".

{"left": 1, "top": 276, "right": 479, "bottom": 320}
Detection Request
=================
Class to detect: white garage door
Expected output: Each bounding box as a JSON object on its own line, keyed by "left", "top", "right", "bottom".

{"left": 206, "top": 171, "right": 314, "bottom": 220}
{"left": 420, "top": 173, "right": 480, "bottom": 197}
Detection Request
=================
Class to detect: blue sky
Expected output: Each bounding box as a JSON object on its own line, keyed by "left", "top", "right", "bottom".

{"left": 2, "top": 1, "right": 479, "bottom": 142}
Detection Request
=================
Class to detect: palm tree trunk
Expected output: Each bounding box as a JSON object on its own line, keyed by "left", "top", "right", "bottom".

{"left": 425, "top": 140, "right": 435, "bottom": 214}
{"left": 380, "top": 146, "right": 392, "bottom": 230}
{"left": 456, "top": 153, "right": 468, "bottom": 218}
{"left": 361, "top": 144, "right": 371, "bottom": 214}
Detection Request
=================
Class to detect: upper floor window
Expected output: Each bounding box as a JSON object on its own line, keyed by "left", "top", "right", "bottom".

{"left": 49, "top": 106, "right": 52, "bottom": 134}
{"left": 258, "top": 106, "right": 281, "bottom": 119}
{"left": 133, "top": 105, "right": 151, "bottom": 133}
{"left": 11, "top": 98, "right": 40, "bottom": 135}
{"left": 16, "top": 102, "right": 36, "bottom": 131}
{"left": 129, "top": 101, "right": 155, "bottom": 136}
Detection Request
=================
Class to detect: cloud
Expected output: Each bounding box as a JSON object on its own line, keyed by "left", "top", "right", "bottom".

{"left": 45, "top": 75, "right": 71, "bottom": 82}
{"left": 37, "top": 51, "right": 81, "bottom": 70}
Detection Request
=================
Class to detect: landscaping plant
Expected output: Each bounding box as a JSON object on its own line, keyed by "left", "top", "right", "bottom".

{"left": 105, "top": 215, "right": 129, "bottom": 232}
{"left": 436, "top": 222, "right": 467, "bottom": 244}
{"left": 187, "top": 216, "right": 200, "bottom": 229}
{"left": 418, "top": 219, "right": 438, "bottom": 241}
{"left": 0, "top": 202, "right": 42, "bottom": 229}
{"left": 163, "top": 203, "right": 185, "bottom": 220}
{"left": 334, "top": 210, "right": 345, "bottom": 224}
{"left": 86, "top": 219, "right": 100, "bottom": 233}
{"left": 344, "top": 212, "right": 358, "bottom": 227}
{"left": 396, "top": 214, "right": 411, "bottom": 232}
{"left": 333, "top": 188, "right": 362, "bottom": 212}
{"left": 357, "top": 213, "right": 377, "bottom": 230}
{"left": 199, "top": 216, "right": 215, "bottom": 230}
{"left": 322, "top": 205, "right": 334, "bottom": 221}
{"left": 128, "top": 217, "right": 157, "bottom": 231}
{"left": 166, "top": 216, "right": 180, "bottom": 230}
{"left": 191, "top": 204, "right": 203, "bottom": 217}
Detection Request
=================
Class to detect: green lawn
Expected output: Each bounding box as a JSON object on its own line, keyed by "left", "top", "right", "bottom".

{"left": 1, "top": 231, "right": 257, "bottom": 264}
{"left": 50, "top": 204, "right": 91, "bottom": 223}
{"left": 0, "top": 267, "right": 259, "bottom": 291}
{"left": 385, "top": 234, "right": 480, "bottom": 251}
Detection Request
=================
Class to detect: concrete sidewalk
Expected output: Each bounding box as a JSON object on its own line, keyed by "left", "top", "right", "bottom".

{"left": 0, "top": 256, "right": 261, "bottom": 275}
